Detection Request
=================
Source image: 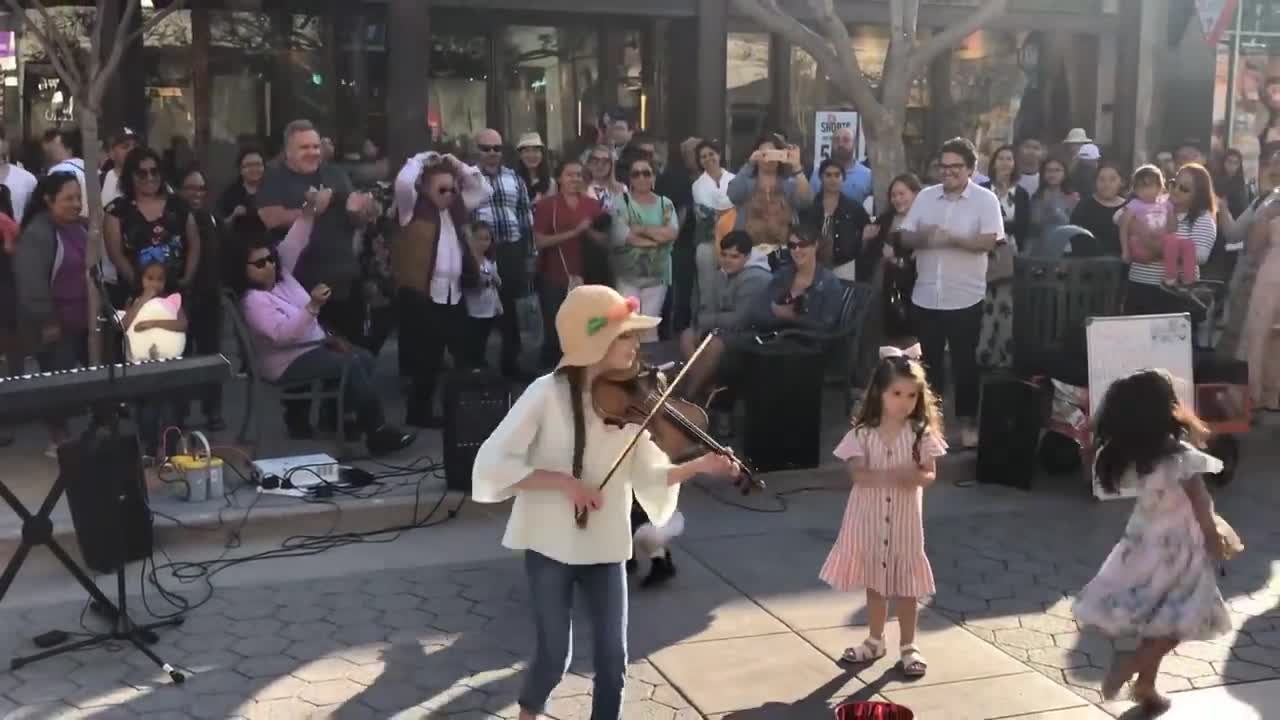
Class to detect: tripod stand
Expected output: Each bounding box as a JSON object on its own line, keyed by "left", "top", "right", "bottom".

{"left": 4, "top": 270, "right": 186, "bottom": 681}
{"left": 8, "top": 419, "right": 186, "bottom": 682}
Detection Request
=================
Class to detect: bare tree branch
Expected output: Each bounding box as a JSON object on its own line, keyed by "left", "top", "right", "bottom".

{"left": 93, "top": 0, "right": 186, "bottom": 103}
{"left": 806, "top": 0, "right": 861, "bottom": 80}
{"left": 730, "top": 0, "right": 882, "bottom": 117}
{"left": 121, "top": 0, "right": 187, "bottom": 50}
{"left": 6, "top": 0, "right": 85, "bottom": 95}
{"left": 907, "top": 0, "right": 1010, "bottom": 79}
{"left": 90, "top": 0, "right": 105, "bottom": 64}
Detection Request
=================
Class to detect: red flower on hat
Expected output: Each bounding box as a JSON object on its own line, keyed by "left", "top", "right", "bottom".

{"left": 586, "top": 296, "right": 640, "bottom": 336}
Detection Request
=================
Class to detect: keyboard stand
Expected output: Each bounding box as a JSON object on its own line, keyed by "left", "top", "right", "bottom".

{"left": 0, "top": 472, "right": 185, "bottom": 680}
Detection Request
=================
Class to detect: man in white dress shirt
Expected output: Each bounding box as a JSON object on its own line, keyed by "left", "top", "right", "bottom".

{"left": 899, "top": 137, "right": 1005, "bottom": 450}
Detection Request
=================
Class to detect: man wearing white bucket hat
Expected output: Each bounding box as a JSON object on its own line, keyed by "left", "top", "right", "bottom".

{"left": 1063, "top": 128, "right": 1092, "bottom": 159}
{"left": 472, "top": 284, "right": 740, "bottom": 720}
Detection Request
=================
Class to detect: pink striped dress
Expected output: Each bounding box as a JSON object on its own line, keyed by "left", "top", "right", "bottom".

{"left": 819, "top": 424, "right": 946, "bottom": 598}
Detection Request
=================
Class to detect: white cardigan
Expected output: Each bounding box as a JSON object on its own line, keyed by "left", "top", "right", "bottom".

{"left": 471, "top": 373, "right": 679, "bottom": 565}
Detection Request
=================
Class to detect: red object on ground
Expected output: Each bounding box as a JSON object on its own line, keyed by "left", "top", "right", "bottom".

{"left": 834, "top": 701, "right": 914, "bottom": 720}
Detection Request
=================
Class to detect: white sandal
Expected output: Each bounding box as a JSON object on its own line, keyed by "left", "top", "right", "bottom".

{"left": 841, "top": 636, "right": 886, "bottom": 663}
{"left": 900, "top": 644, "right": 928, "bottom": 677}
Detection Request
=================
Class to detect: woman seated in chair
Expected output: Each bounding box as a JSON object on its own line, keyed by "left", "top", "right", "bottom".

{"left": 749, "top": 224, "right": 844, "bottom": 334}
{"left": 682, "top": 225, "right": 844, "bottom": 404}
{"left": 230, "top": 188, "right": 415, "bottom": 457}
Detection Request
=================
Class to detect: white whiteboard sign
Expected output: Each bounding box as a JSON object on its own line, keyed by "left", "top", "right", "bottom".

{"left": 1086, "top": 313, "right": 1194, "bottom": 500}
{"left": 813, "top": 111, "right": 865, "bottom": 170}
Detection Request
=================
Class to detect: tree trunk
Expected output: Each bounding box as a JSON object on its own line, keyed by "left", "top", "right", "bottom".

{"left": 79, "top": 106, "right": 105, "bottom": 365}
{"left": 864, "top": 116, "right": 908, "bottom": 210}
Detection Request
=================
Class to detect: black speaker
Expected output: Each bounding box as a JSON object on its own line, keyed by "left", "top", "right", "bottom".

{"left": 59, "top": 429, "right": 154, "bottom": 574}
{"left": 975, "top": 376, "right": 1045, "bottom": 489}
{"left": 442, "top": 368, "right": 512, "bottom": 493}
{"left": 740, "top": 340, "right": 825, "bottom": 473}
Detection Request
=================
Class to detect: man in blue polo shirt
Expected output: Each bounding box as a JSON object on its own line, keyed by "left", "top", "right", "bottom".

{"left": 810, "top": 126, "right": 872, "bottom": 206}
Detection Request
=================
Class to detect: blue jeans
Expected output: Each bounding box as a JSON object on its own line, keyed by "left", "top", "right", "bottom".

{"left": 520, "top": 550, "right": 628, "bottom": 720}
{"left": 279, "top": 345, "right": 384, "bottom": 434}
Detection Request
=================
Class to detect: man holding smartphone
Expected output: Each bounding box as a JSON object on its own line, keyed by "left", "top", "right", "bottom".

{"left": 898, "top": 137, "right": 1004, "bottom": 453}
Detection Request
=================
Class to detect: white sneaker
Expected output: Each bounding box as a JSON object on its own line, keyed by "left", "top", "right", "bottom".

{"left": 44, "top": 443, "right": 59, "bottom": 460}
{"left": 960, "top": 424, "right": 979, "bottom": 450}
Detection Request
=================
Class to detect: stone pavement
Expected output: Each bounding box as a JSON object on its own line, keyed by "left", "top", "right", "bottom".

{"left": 1, "top": 429, "right": 1280, "bottom": 718}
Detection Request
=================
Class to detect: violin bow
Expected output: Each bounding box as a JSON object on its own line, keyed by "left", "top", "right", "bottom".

{"left": 574, "top": 331, "right": 719, "bottom": 529}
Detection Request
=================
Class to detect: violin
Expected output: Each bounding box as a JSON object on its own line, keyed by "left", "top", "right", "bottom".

{"left": 592, "top": 363, "right": 757, "bottom": 490}
{"left": 571, "top": 332, "right": 764, "bottom": 529}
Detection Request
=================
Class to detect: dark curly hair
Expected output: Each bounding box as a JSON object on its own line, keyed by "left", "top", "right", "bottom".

{"left": 118, "top": 145, "right": 167, "bottom": 201}
{"left": 1093, "top": 369, "right": 1208, "bottom": 494}
{"left": 853, "top": 351, "right": 944, "bottom": 464}
{"left": 224, "top": 225, "right": 279, "bottom": 298}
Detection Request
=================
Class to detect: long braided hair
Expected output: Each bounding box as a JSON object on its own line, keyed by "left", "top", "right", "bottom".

{"left": 557, "top": 366, "right": 587, "bottom": 479}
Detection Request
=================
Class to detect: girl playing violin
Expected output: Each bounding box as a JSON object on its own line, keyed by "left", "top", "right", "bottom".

{"left": 472, "top": 284, "right": 739, "bottom": 720}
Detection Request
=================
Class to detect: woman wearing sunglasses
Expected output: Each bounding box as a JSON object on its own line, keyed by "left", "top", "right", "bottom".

{"left": 105, "top": 146, "right": 200, "bottom": 304}
{"left": 1123, "top": 164, "right": 1218, "bottom": 317}
{"left": 608, "top": 157, "right": 677, "bottom": 342}
{"left": 232, "top": 189, "right": 415, "bottom": 457}
{"left": 392, "top": 151, "right": 492, "bottom": 427}
{"left": 749, "top": 224, "right": 843, "bottom": 335}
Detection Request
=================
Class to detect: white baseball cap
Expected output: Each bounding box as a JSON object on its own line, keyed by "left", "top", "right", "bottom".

{"left": 1076, "top": 143, "right": 1101, "bottom": 161}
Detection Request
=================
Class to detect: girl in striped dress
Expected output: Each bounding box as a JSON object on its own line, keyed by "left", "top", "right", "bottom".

{"left": 820, "top": 344, "right": 946, "bottom": 677}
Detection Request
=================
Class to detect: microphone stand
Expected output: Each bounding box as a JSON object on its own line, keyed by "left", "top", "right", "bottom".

{"left": 13, "top": 265, "right": 188, "bottom": 682}
{"left": 88, "top": 265, "right": 126, "bottom": 427}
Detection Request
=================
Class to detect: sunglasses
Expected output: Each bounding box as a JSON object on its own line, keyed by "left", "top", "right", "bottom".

{"left": 787, "top": 240, "right": 816, "bottom": 250}
{"left": 477, "top": 144, "right": 503, "bottom": 153}
{"left": 436, "top": 186, "right": 458, "bottom": 195}
{"left": 631, "top": 169, "right": 654, "bottom": 178}
{"left": 247, "top": 255, "right": 276, "bottom": 269}
{"left": 134, "top": 167, "right": 162, "bottom": 178}
{"left": 182, "top": 184, "right": 207, "bottom": 192}
{"left": 940, "top": 162, "right": 967, "bottom": 172}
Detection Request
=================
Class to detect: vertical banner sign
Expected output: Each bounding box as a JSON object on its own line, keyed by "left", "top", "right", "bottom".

{"left": 813, "top": 111, "right": 864, "bottom": 170}
{"left": 1195, "top": 0, "right": 1238, "bottom": 48}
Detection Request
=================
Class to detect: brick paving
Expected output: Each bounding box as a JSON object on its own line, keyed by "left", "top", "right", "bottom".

{"left": 0, "top": 560, "right": 704, "bottom": 719}
{"left": 2, "top": 452, "right": 1279, "bottom": 717}
{"left": 921, "top": 491, "right": 1280, "bottom": 706}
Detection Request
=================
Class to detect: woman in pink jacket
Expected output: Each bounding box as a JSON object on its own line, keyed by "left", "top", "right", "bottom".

{"left": 232, "top": 188, "right": 414, "bottom": 457}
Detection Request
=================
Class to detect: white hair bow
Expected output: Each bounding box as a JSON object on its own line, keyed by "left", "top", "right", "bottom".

{"left": 879, "top": 343, "right": 922, "bottom": 360}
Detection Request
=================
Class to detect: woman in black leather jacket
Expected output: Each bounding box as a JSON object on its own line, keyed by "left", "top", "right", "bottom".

{"left": 801, "top": 158, "right": 870, "bottom": 277}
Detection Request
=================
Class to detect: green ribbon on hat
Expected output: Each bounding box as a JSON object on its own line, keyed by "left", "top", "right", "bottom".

{"left": 586, "top": 317, "right": 607, "bottom": 336}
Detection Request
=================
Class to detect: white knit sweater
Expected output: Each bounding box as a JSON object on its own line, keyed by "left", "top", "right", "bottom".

{"left": 471, "top": 373, "right": 679, "bottom": 565}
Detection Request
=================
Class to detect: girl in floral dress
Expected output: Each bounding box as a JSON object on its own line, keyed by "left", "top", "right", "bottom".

{"left": 1073, "top": 369, "right": 1232, "bottom": 715}
{"left": 820, "top": 344, "right": 946, "bottom": 677}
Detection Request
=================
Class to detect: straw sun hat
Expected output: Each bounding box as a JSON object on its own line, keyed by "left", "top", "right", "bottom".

{"left": 555, "top": 285, "right": 660, "bottom": 369}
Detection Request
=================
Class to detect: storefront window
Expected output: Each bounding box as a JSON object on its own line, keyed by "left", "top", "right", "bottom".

{"left": 20, "top": 7, "right": 94, "bottom": 154}
{"left": 429, "top": 33, "right": 490, "bottom": 151}
{"left": 207, "top": 10, "right": 272, "bottom": 189}
{"left": 1213, "top": 0, "right": 1280, "bottom": 182}
{"left": 726, "top": 32, "right": 769, "bottom": 167}
{"left": 503, "top": 26, "right": 599, "bottom": 154}
{"left": 1215, "top": 40, "right": 1280, "bottom": 181}
{"left": 336, "top": 7, "right": 389, "bottom": 159}
{"left": 945, "top": 30, "right": 1030, "bottom": 167}
{"left": 274, "top": 13, "right": 334, "bottom": 141}
{"left": 143, "top": 9, "right": 194, "bottom": 168}
{"left": 616, "top": 31, "right": 645, "bottom": 129}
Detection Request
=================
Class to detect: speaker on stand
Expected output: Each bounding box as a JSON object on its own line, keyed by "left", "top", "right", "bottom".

{"left": 442, "top": 369, "right": 513, "bottom": 493}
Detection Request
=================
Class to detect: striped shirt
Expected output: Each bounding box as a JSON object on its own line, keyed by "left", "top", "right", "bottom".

{"left": 472, "top": 166, "right": 533, "bottom": 245}
{"left": 819, "top": 425, "right": 946, "bottom": 598}
{"left": 1128, "top": 212, "right": 1217, "bottom": 285}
